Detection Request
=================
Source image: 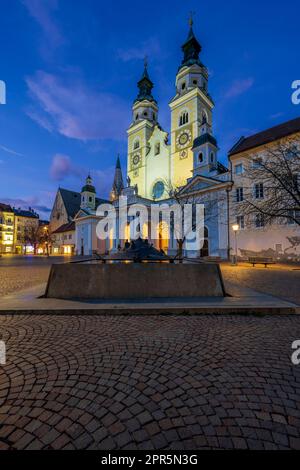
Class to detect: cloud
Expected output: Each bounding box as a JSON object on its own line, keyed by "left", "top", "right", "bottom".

{"left": 2, "top": 197, "right": 52, "bottom": 219}
{"left": 117, "top": 37, "right": 161, "bottom": 62}
{"left": 50, "top": 154, "right": 115, "bottom": 197}
{"left": 26, "top": 108, "right": 54, "bottom": 132}
{"left": 21, "top": 0, "right": 65, "bottom": 51}
{"left": 26, "top": 71, "right": 130, "bottom": 141}
{"left": 94, "top": 167, "right": 115, "bottom": 198}
{"left": 50, "top": 154, "right": 82, "bottom": 181}
{"left": 224, "top": 78, "right": 254, "bottom": 99}
{"left": 0, "top": 144, "right": 24, "bottom": 157}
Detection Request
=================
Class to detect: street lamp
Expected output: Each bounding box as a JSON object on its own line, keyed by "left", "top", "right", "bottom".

{"left": 232, "top": 223, "right": 239, "bottom": 266}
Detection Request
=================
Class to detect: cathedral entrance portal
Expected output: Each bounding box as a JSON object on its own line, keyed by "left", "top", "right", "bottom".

{"left": 157, "top": 222, "right": 169, "bottom": 253}
{"left": 200, "top": 227, "right": 209, "bottom": 257}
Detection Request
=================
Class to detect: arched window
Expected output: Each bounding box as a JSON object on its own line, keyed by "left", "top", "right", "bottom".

{"left": 152, "top": 181, "right": 165, "bottom": 199}
{"left": 155, "top": 142, "right": 160, "bottom": 155}
{"left": 199, "top": 152, "right": 203, "bottom": 163}
{"left": 135, "top": 114, "right": 139, "bottom": 120}
{"left": 181, "top": 82, "right": 186, "bottom": 90}
{"left": 210, "top": 152, "right": 214, "bottom": 163}
{"left": 133, "top": 140, "right": 140, "bottom": 150}
{"left": 179, "top": 111, "right": 189, "bottom": 127}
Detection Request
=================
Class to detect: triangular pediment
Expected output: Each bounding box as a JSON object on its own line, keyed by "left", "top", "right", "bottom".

{"left": 178, "top": 175, "right": 222, "bottom": 195}
{"left": 148, "top": 125, "right": 169, "bottom": 145}
{"left": 74, "top": 209, "right": 91, "bottom": 219}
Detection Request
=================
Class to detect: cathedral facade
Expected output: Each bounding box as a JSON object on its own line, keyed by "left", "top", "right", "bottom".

{"left": 65, "top": 20, "right": 231, "bottom": 258}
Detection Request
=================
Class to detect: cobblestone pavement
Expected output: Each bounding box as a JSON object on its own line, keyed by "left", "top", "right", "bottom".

{"left": 220, "top": 263, "right": 300, "bottom": 305}
{"left": 0, "top": 314, "right": 300, "bottom": 450}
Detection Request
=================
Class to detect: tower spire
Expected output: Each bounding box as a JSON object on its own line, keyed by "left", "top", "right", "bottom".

{"left": 110, "top": 155, "right": 124, "bottom": 201}
{"left": 135, "top": 58, "right": 156, "bottom": 103}
{"left": 179, "top": 15, "right": 202, "bottom": 70}
{"left": 188, "top": 11, "right": 194, "bottom": 27}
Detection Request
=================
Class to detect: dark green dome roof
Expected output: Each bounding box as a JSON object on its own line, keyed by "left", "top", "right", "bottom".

{"left": 134, "top": 62, "right": 157, "bottom": 104}
{"left": 81, "top": 184, "right": 96, "bottom": 194}
{"left": 178, "top": 24, "right": 202, "bottom": 71}
{"left": 192, "top": 133, "right": 217, "bottom": 149}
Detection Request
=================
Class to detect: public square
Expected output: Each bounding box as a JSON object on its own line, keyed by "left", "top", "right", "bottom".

{"left": 1, "top": 0, "right": 300, "bottom": 457}
{"left": 0, "top": 256, "right": 299, "bottom": 450}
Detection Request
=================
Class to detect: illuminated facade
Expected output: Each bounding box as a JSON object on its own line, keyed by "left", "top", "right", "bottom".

{"left": 0, "top": 203, "right": 14, "bottom": 253}
{"left": 72, "top": 21, "right": 232, "bottom": 258}
{"left": 51, "top": 221, "right": 76, "bottom": 255}
{"left": 0, "top": 204, "right": 43, "bottom": 254}
{"left": 14, "top": 208, "right": 39, "bottom": 254}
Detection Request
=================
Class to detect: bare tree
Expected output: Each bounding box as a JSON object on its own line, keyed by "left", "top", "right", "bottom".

{"left": 163, "top": 179, "right": 229, "bottom": 259}
{"left": 236, "top": 137, "right": 300, "bottom": 226}
{"left": 24, "top": 225, "right": 40, "bottom": 255}
{"left": 39, "top": 226, "right": 54, "bottom": 256}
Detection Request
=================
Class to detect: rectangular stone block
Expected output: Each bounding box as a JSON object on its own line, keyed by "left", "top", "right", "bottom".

{"left": 45, "top": 263, "right": 225, "bottom": 300}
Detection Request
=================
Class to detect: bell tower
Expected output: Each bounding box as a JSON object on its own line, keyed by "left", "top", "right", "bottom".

{"left": 127, "top": 59, "right": 158, "bottom": 198}
{"left": 80, "top": 175, "right": 96, "bottom": 211}
{"left": 170, "top": 16, "right": 214, "bottom": 188}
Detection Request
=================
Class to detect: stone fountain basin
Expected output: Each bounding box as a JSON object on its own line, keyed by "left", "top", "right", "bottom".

{"left": 44, "top": 262, "right": 225, "bottom": 300}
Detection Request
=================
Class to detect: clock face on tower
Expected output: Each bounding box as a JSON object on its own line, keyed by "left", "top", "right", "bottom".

{"left": 175, "top": 127, "right": 192, "bottom": 151}
{"left": 132, "top": 153, "right": 141, "bottom": 167}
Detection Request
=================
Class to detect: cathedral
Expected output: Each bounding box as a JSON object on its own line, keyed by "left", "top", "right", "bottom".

{"left": 49, "top": 20, "right": 300, "bottom": 260}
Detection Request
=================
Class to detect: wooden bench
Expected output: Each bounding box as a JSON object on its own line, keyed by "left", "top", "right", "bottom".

{"left": 248, "top": 257, "right": 276, "bottom": 267}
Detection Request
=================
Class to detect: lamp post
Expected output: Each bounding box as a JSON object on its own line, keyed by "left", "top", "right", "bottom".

{"left": 43, "top": 226, "right": 49, "bottom": 256}
{"left": 232, "top": 223, "right": 239, "bottom": 266}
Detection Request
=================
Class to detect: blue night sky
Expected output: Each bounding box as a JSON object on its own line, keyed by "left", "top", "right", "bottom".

{"left": 0, "top": 0, "right": 299, "bottom": 219}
